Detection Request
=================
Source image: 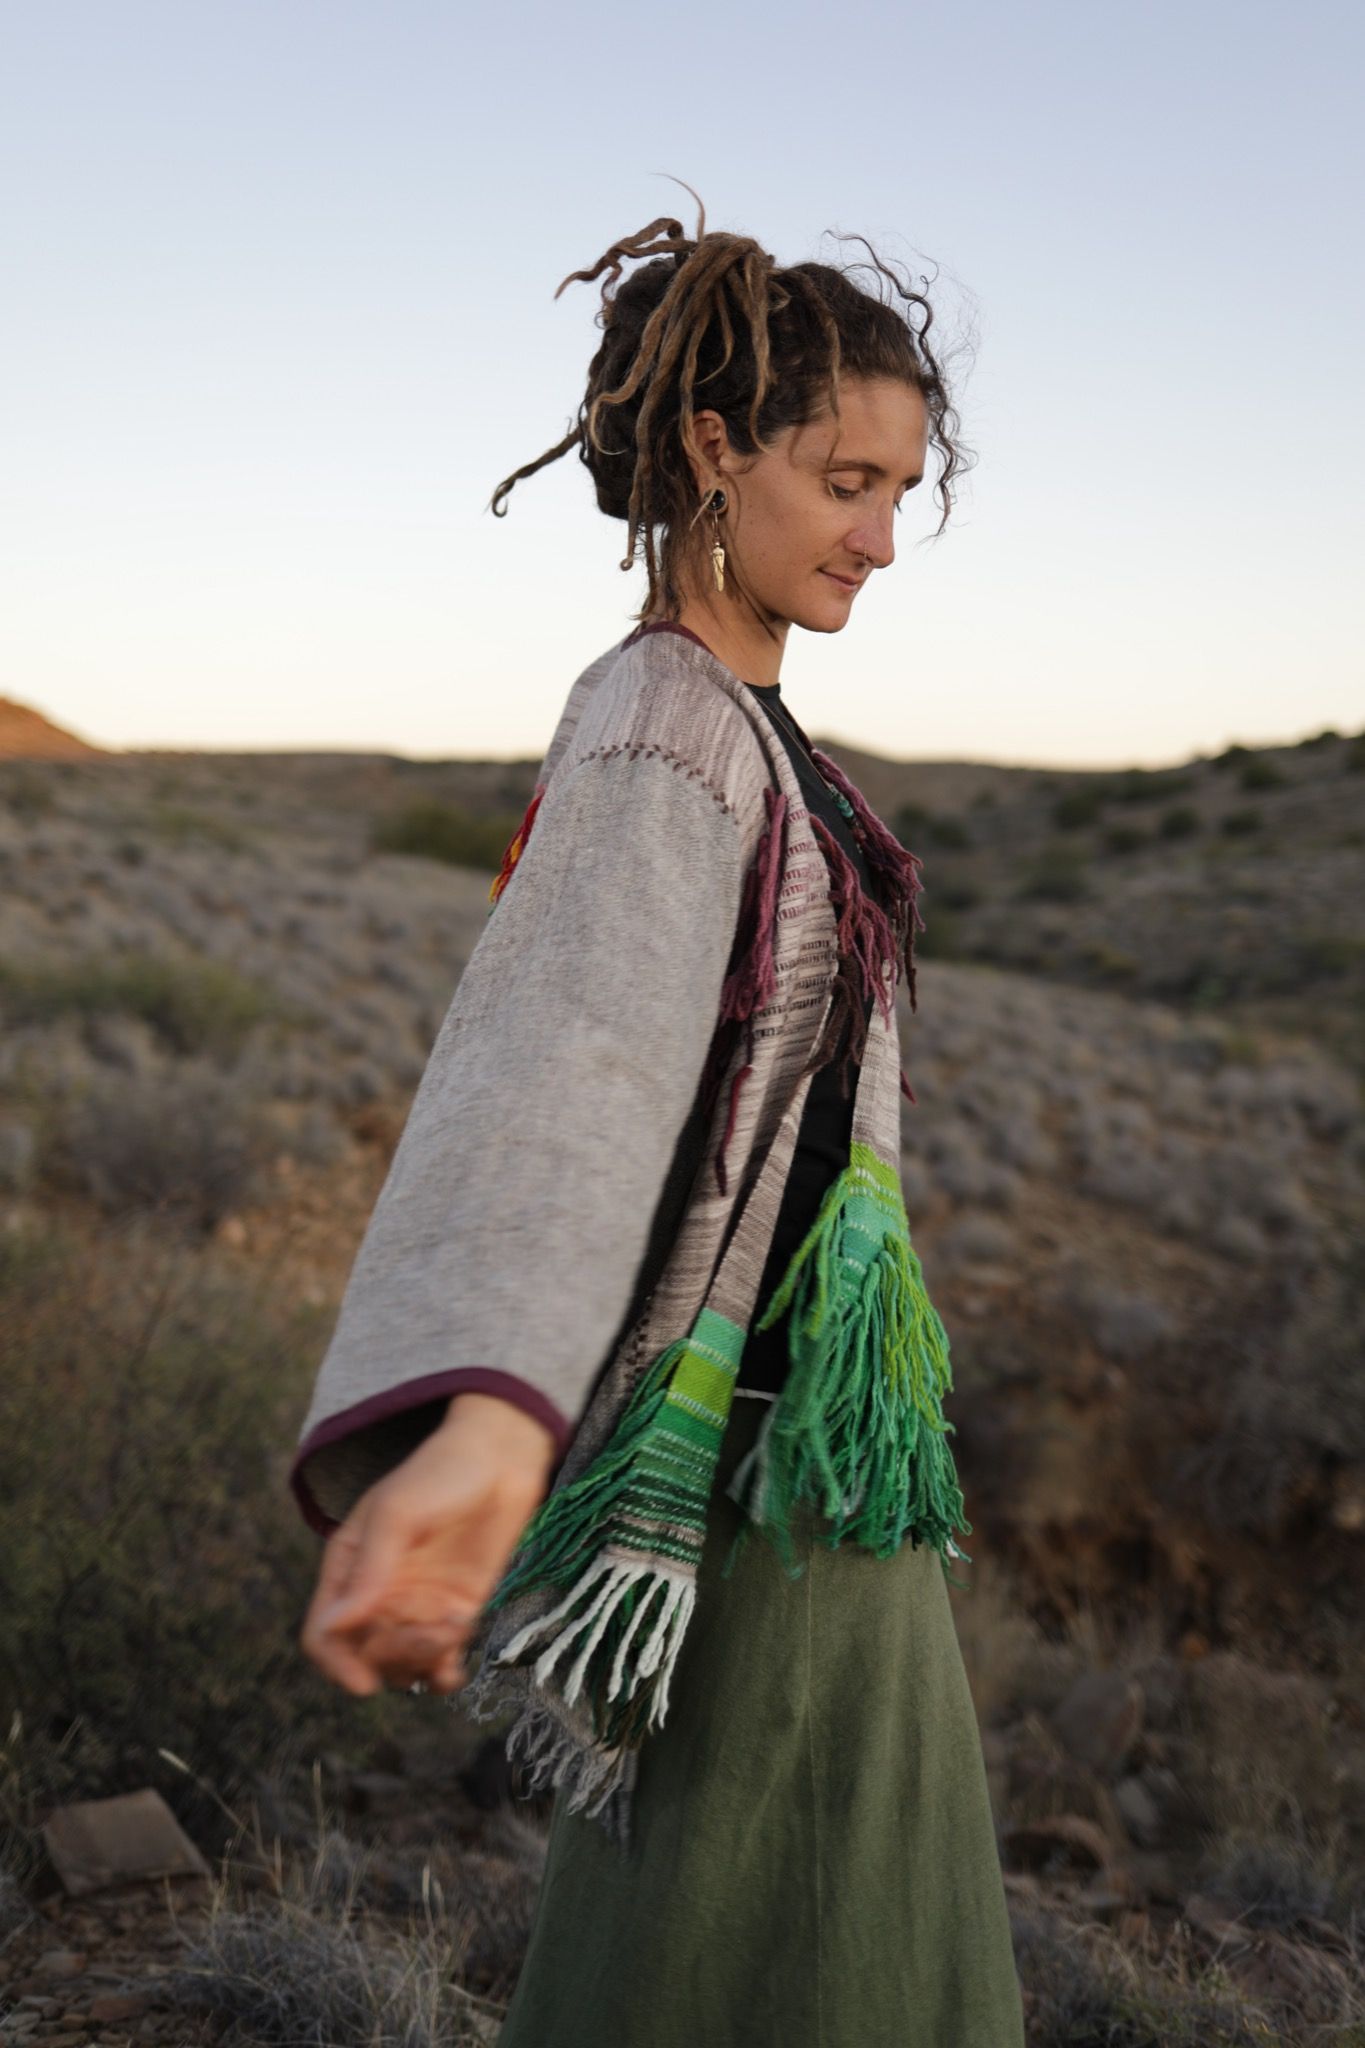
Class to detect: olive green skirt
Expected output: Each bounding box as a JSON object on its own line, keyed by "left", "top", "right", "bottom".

{"left": 495, "top": 1392, "right": 1025, "bottom": 2048}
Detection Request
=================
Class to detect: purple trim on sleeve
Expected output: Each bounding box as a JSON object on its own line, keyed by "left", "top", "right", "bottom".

{"left": 288, "top": 1370, "right": 574, "bottom": 1537}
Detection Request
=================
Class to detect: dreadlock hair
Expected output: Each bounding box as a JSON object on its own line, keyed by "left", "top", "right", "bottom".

{"left": 488, "top": 182, "right": 976, "bottom": 626}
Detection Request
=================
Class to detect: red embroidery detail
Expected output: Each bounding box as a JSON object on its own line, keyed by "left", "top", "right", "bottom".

{"left": 489, "top": 785, "right": 546, "bottom": 906}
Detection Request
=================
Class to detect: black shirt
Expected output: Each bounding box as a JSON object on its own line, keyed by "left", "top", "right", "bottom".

{"left": 606, "top": 623, "right": 876, "bottom": 1401}
{"left": 734, "top": 681, "right": 875, "bottom": 1393}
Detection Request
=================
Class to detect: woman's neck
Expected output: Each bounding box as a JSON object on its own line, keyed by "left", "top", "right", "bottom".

{"left": 644, "top": 591, "right": 788, "bottom": 690}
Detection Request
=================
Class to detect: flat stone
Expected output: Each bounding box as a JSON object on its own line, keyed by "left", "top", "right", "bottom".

{"left": 41, "top": 1790, "right": 209, "bottom": 1898}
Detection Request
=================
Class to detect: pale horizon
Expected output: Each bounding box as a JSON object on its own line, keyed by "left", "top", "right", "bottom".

{"left": 3, "top": 1, "right": 1361, "bottom": 773}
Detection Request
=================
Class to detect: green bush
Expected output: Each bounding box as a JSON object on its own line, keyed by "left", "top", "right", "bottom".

{"left": 1103, "top": 823, "right": 1148, "bottom": 855}
{"left": 0, "top": 950, "right": 281, "bottom": 1058}
{"left": 0, "top": 766, "right": 57, "bottom": 818}
{"left": 1221, "top": 808, "right": 1263, "bottom": 837}
{"left": 914, "top": 906, "right": 962, "bottom": 959}
{"left": 1160, "top": 805, "right": 1200, "bottom": 839}
{"left": 892, "top": 801, "right": 933, "bottom": 842}
{"left": 1016, "top": 843, "right": 1090, "bottom": 903}
{"left": 146, "top": 804, "right": 252, "bottom": 853}
{"left": 1078, "top": 942, "right": 1139, "bottom": 981}
{"left": 370, "top": 800, "right": 520, "bottom": 871}
{"left": 1051, "top": 788, "right": 1105, "bottom": 831}
{"left": 1239, "top": 757, "right": 1286, "bottom": 791}
{"left": 1346, "top": 735, "right": 1365, "bottom": 775}
{"left": 1294, "top": 933, "right": 1364, "bottom": 978}
{"left": 1105, "top": 768, "right": 1163, "bottom": 805}
{"left": 1212, "top": 742, "right": 1253, "bottom": 772}
{"left": 892, "top": 803, "right": 973, "bottom": 851}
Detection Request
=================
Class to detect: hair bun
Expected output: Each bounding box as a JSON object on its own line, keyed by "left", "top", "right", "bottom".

{"left": 580, "top": 256, "right": 681, "bottom": 520}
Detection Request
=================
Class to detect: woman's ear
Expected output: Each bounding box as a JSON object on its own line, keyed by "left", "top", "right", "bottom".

{"left": 683, "top": 408, "right": 732, "bottom": 494}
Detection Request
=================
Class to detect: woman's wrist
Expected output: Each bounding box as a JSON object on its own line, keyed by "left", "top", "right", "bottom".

{"left": 436, "top": 1389, "right": 559, "bottom": 1474}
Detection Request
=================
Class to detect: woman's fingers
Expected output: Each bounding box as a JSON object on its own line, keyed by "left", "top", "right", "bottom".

{"left": 314, "top": 1500, "right": 410, "bottom": 1634}
{"left": 299, "top": 1407, "right": 552, "bottom": 1697}
{"left": 302, "top": 1508, "right": 484, "bottom": 1693}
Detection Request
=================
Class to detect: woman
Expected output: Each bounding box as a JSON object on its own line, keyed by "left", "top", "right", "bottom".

{"left": 290, "top": 192, "right": 1025, "bottom": 2045}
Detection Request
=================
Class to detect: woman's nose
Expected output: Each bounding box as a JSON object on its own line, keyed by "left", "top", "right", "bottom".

{"left": 851, "top": 505, "right": 895, "bottom": 570}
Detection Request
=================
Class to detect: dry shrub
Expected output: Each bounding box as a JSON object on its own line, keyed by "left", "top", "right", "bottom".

{"left": 0, "top": 1210, "right": 398, "bottom": 1851}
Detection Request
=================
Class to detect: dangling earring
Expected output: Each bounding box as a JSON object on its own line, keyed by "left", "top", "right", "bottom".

{"left": 708, "top": 488, "right": 727, "bottom": 593}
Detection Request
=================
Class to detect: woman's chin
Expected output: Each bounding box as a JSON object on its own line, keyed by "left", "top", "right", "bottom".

{"left": 793, "top": 602, "right": 853, "bottom": 635}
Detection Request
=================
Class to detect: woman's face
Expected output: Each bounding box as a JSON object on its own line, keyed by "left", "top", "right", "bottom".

{"left": 693, "top": 375, "right": 929, "bottom": 634}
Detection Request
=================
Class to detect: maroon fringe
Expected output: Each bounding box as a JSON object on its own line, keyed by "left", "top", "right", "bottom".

{"left": 718, "top": 785, "right": 786, "bottom": 1028}
{"left": 809, "top": 746, "right": 927, "bottom": 1106}
{"left": 697, "top": 751, "right": 931, "bottom": 1193}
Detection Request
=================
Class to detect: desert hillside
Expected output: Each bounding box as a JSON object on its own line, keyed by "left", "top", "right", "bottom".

{"left": 1, "top": 718, "right": 1363, "bottom": 2041}
{"left": 0, "top": 694, "right": 106, "bottom": 760}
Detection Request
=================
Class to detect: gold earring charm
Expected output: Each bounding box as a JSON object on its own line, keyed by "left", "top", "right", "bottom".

{"left": 708, "top": 487, "right": 727, "bottom": 593}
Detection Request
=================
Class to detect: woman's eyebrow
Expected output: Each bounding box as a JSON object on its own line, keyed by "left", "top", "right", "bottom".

{"left": 825, "top": 458, "right": 925, "bottom": 487}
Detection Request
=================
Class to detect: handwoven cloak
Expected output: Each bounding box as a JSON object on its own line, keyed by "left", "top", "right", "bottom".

{"left": 291, "top": 625, "right": 968, "bottom": 1843}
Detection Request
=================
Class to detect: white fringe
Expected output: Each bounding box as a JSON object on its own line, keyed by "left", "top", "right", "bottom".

{"left": 493, "top": 1554, "right": 698, "bottom": 1730}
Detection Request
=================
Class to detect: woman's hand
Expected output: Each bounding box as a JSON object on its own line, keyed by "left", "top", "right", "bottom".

{"left": 299, "top": 1393, "right": 557, "bottom": 1697}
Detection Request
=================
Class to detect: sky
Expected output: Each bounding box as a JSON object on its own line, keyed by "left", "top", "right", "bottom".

{"left": 2, "top": 0, "right": 1361, "bottom": 771}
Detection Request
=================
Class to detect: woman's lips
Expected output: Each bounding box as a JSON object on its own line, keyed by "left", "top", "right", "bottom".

{"left": 821, "top": 570, "right": 862, "bottom": 592}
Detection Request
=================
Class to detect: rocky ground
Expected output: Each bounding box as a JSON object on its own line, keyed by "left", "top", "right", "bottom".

{"left": 1, "top": 710, "right": 1362, "bottom": 2042}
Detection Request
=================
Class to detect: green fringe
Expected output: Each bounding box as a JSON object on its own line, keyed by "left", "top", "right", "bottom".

{"left": 478, "top": 1142, "right": 974, "bottom": 1747}
{"left": 478, "top": 1308, "right": 744, "bottom": 1748}
{"left": 728, "top": 1141, "right": 973, "bottom": 1578}
{"left": 486, "top": 1335, "right": 684, "bottom": 1612}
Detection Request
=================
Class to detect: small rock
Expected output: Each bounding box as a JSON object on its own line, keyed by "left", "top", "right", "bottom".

{"left": 1115, "top": 1773, "right": 1163, "bottom": 1847}
{"left": 1052, "top": 1670, "right": 1144, "bottom": 1775}
{"left": 1002, "top": 1813, "right": 1113, "bottom": 1874}
{"left": 32, "top": 1952, "right": 87, "bottom": 1980}
{"left": 1073, "top": 1877, "right": 1132, "bottom": 1919}
{"left": 86, "top": 1991, "right": 148, "bottom": 2022}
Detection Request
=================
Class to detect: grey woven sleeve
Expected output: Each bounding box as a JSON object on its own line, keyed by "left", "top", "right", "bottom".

{"left": 291, "top": 746, "right": 743, "bottom": 1528}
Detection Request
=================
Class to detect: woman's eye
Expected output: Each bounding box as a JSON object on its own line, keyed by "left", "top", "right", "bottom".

{"left": 828, "top": 483, "right": 859, "bottom": 500}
